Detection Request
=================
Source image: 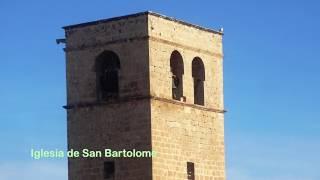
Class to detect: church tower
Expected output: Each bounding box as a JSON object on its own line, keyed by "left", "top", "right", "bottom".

{"left": 63, "top": 11, "right": 225, "bottom": 180}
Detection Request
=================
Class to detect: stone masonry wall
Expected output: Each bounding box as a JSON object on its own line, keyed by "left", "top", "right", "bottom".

{"left": 65, "top": 14, "right": 153, "bottom": 180}
{"left": 64, "top": 12, "right": 225, "bottom": 180}
{"left": 65, "top": 14, "right": 149, "bottom": 105}
{"left": 150, "top": 100, "right": 225, "bottom": 180}
{"left": 148, "top": 14, "right": 224, "bottom": 109}
{"left": 148, "top": 14, "right": 225, "bottom": 180}
{"left": 67, "top": 100, "right": 152, "bottom": 180}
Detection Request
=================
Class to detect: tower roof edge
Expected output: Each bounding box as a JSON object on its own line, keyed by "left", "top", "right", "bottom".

{"left": 62, "top": 11, "right": 223, "bottom": 35}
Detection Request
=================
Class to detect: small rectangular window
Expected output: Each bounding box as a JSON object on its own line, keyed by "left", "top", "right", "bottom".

{"left": 187, "top": 162, "right": 195, "bottom": 180}
{"left": 104, "top": 161, "right": 115, "bottom": 179}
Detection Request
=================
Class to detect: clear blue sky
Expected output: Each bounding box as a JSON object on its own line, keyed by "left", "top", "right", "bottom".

{"left": 0, "top": 0, "right": 319, "bottom": 179}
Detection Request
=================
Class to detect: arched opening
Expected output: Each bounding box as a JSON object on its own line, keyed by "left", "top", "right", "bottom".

{"left": 170, "top": 50, "right": 184, "bottom": 101}
{"left": 95, "top": 50, "right": 120, "bottom": 101}
{"left": 192, "top": 57, "right": 205, "bottom": 105}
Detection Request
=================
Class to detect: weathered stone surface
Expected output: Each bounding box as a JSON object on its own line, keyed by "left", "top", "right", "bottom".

{"left": 64, "top": 11, "right": 225, "bottom": 180}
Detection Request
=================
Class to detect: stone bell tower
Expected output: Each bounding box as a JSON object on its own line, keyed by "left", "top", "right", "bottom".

{"left": 63, "top": 11, "right": 225, "bottom": 180}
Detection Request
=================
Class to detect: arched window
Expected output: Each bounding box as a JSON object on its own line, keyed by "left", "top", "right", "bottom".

{"left": 170, "top": 50, "right": 184, "bottom": 101}
{"left": 192, "top": 57, "right": 205, "bottom": 105}
{"left": 95, "top": 51, "right": 120, "bottom": 101}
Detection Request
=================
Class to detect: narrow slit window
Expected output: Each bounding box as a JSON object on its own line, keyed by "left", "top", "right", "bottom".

{"left": 187, "top": 162, "right": 195, "bottom": 180}
{"left": 104, "top": 161, "right": 115, "bottom": 179}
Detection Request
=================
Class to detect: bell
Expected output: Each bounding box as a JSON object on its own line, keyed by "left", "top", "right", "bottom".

{"left": 172, "top": 80, "right": 177, "bottom": 88}
{"left": 172, "top": 76, "right": 179, "bottom": 88}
